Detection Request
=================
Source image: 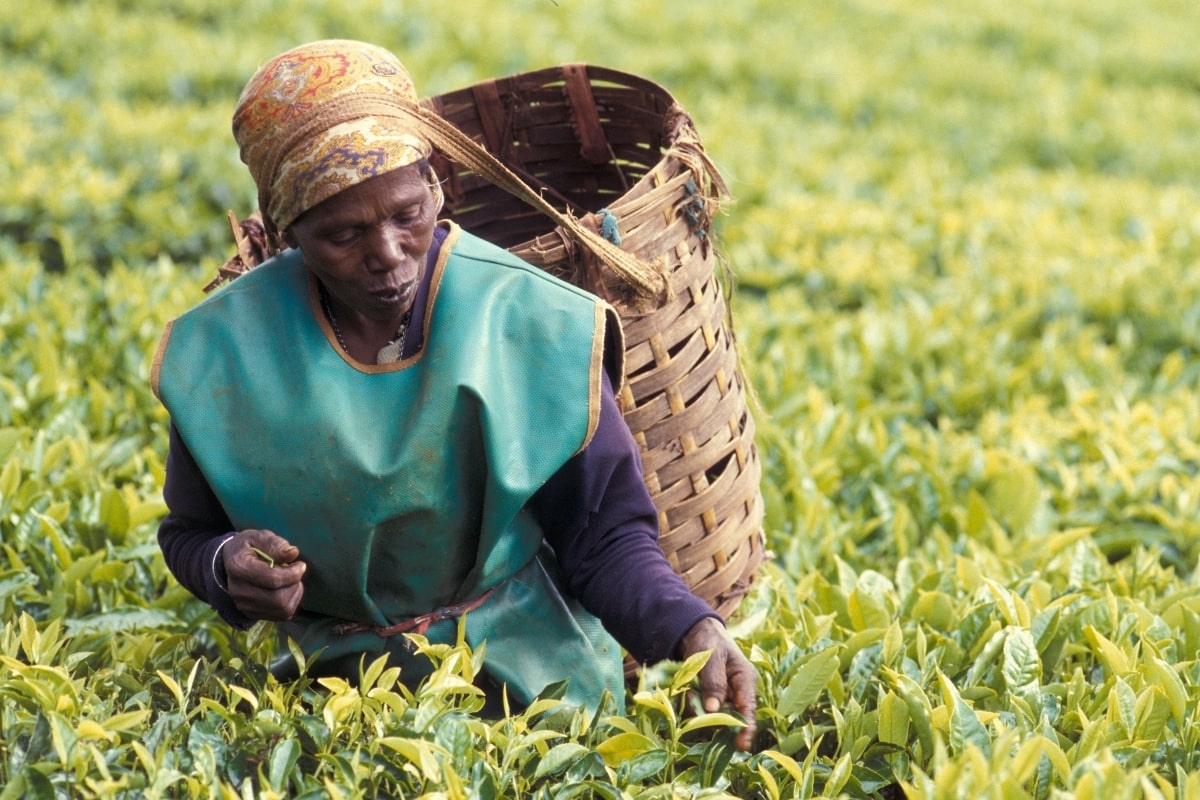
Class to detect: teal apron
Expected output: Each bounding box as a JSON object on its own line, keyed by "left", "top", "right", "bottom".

{"left": 153, "top": 223, "right": 625, "bottom": 708}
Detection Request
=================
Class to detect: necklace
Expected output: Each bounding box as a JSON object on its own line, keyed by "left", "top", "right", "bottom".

{"left": 319, "top": 283, "right": 412, "bottom": 362}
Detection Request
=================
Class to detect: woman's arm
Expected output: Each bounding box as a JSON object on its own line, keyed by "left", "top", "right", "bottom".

{"left": 530, "top": 372, "right": 718, "bottom": 663}
{"left": 157, "top": 422, "right": 254, "bottom": 628}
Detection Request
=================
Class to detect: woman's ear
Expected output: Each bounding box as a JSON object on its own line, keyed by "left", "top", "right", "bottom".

{"left": 282, "top": 228, "right": 298, "bottom": 249}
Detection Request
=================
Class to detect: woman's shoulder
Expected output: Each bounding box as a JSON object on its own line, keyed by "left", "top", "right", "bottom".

{"left": 185, "top": 248, "right": 307, "bottom": 315}
{"left": 445, "top": 224, "right": 601, "bottom": 307}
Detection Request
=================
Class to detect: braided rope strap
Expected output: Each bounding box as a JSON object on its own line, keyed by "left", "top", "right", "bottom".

{"left": 252, "top": 94, "right": 670, "bottom": 307}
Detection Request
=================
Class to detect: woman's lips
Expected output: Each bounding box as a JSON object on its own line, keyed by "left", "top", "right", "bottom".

{"left": 370, "top": 283, "right": 413, "bottom": 305}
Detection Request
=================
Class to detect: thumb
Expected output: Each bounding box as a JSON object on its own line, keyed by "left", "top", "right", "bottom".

{"left": 243, "top": 529, "right": 300, "bottom": 564}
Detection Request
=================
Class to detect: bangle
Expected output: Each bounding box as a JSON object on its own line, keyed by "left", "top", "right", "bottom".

{"left": 211, "top": 534, "right": 235, "bottom": 594}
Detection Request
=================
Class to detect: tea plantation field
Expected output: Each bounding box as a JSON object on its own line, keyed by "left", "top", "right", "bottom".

{"left": 3, "top": 0, "right": 1200, "bottom": 796}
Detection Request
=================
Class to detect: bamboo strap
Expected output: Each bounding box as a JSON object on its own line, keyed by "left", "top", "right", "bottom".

{"left": 255, "top": 83, "right": 669, "bottom": 303}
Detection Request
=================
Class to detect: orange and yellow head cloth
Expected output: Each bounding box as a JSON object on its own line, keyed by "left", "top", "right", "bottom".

{"left": 232, "top": 39, "right": 434, "bottom": 237}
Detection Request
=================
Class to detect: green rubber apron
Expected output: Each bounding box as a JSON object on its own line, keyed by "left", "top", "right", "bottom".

{"left": 153, "top": 223, "right": 625, "bottom": 709}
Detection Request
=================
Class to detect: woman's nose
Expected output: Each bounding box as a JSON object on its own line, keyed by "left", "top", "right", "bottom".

{"left": 367, "top": 223, "right": 410, "bottom": 270}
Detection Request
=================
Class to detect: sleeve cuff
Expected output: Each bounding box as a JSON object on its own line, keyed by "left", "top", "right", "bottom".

{"left": 202, "top": 533, "right": 255, "bottom": 630}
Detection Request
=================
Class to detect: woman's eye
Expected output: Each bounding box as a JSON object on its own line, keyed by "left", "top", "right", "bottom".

{"left": 394, "top": 204, "right": 424, "bottom": 225}
{"left": 326, "top": 229, "right": 359, "bottom": 245}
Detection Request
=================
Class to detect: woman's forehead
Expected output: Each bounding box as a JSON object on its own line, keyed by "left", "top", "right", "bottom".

{"left": 295, "top": 165, "right": 428, "bottom": 229}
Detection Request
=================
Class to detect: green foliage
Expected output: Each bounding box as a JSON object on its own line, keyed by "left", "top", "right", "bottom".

{"left": 4, "top": 0, "right": 1200, "bottom": 795}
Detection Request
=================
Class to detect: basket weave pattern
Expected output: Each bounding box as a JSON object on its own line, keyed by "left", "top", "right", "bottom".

{"left": 427, "top": 65, "right": 765, "bottom": 622}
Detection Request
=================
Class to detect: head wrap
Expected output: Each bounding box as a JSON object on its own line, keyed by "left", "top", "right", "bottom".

{"left": 233, "top": 40, "right": 435, "bottom": 234}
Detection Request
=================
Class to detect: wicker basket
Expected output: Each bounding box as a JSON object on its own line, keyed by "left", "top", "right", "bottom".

{"left": 209, "top": 64, "right": 766, "bottom": 643}
{"left": 425, "top": 65, "right": 765, "bottom": 626}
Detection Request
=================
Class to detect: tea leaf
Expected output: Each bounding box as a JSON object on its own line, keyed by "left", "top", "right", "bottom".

{"left": 777, "top": 646, "right": 841, "bottom": 718}
{"left": 1110, "top": 679, "right": 1137, "bottom": 739}
{"left": 1134, "top": 686, "right": 1171, "bottom": 742}
{"left": 0, "top": 458, "right": 19, "bottom": 503}
{"left": 1001, "top": 628, "right": 1041, "bottom": 697}
{"left": 939, "top": 672, "right": 990, "bottom": 756}
{"left": 678, "top": 712, "right": 746, "bottom": 736}
{"left": 1145, "top": 657, "right": 1187, "bottom": 728}
{"left": 1085, "top": 626, "right": 1131, "bottom": 677}
{"left": 594, "top": 733, "right": 657, "bottom": 767}
{"left": 377, "top": 737, "right": 447, "bottom": 781}
{"left": 882, "top": 668, "right": 934, "bottom": 757}
{"left": 878, "top": 690, "right": 910, "bottom": 746}
{"left": 267, "top": 738, "right": 300, "bottom": 791}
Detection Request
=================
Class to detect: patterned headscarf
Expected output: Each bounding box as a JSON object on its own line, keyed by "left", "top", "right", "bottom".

{"left": 233, "top": 40, "right": 436, "bottom": 235}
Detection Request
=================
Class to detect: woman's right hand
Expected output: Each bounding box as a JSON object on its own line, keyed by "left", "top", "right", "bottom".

{"left": 221, "top": 529, "right": 306, "bottom": 621}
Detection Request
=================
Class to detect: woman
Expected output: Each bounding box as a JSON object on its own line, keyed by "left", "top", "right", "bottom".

{"left": 153, "top": 39, "right": 755, "bottom": 750}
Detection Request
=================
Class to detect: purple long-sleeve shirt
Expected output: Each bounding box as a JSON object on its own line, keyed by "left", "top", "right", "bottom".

{"left": 156, "top": 228, "right": 716, "bottom": 665}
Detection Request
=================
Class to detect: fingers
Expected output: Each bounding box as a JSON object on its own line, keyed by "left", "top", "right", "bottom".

{"left": 222, "top": 529, "right": 307, "bottom": 621}
{"left": 681, "top": 617, "right": 759, "bottom": 751}
{"left": 240, "top": 528, "right": 301, "bottom": 566}
{"left": 697, "top": 640, "right": 758, "bottom": 746}
{"left": 230, "top": 577, "right": 305, "bottom": 621}
{"left": 726, "top": 650, "right": 758, "bottom": 751}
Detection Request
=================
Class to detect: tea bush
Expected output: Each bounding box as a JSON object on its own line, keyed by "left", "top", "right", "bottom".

{"left": 3, "top": 0, "right": 1200, "bottom": 796}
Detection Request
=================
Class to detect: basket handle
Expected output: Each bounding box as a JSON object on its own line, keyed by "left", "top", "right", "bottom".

{"left": 414, "top": 104, "right": 669, "bottom": 303}
{"left": 561, "top": 64, "right": 614, "bottom": 165}
{"left": 229, "top": 81, "right": 672, "bottom": 303}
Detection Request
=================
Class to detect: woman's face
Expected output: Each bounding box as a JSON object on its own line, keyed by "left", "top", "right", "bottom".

{"left": 288, "top": 163, "right": 438, "bottom": 324}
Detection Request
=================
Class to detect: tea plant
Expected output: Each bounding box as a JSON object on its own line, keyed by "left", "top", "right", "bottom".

{"left": 3, "top": 0, "right": 1200, "bottom": 796}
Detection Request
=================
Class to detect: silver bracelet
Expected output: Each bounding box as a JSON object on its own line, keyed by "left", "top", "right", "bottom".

{"left": 211, "top": 534, "right": 235, "bottom": 594}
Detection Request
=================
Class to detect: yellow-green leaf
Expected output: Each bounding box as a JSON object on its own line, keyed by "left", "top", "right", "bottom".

{"left": 594, "top": 732, "right": 658, "bottom": 766}
{"left": 878, "top": 690, "right": 910, "bottom": 746}
{"left": 678, "top": 711, "right": 746, "bottom": 736}
{"left": 777, "top": 646, "right": 841, "bottom": 718}
{"left": 1083, "top": 626, "right": 1129, "bottom": 676}
{"left": 1146, "top": 656, "right": 1187, "bottom": 728}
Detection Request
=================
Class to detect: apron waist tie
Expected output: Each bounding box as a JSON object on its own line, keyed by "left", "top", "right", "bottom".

{"left": 332, "top": 587, "right": 497, "bottom": 638}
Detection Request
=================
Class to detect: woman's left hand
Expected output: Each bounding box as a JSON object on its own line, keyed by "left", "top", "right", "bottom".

{"left": 677, "top": 617, "right": 757, "bottom": 751}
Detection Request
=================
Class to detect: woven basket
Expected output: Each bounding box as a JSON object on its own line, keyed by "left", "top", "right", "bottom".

{"left": 208, "top": 64, "right": 766, "bottom": 647}
{"left": 424, "top": 65, "right": 765, "bottom": 626}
